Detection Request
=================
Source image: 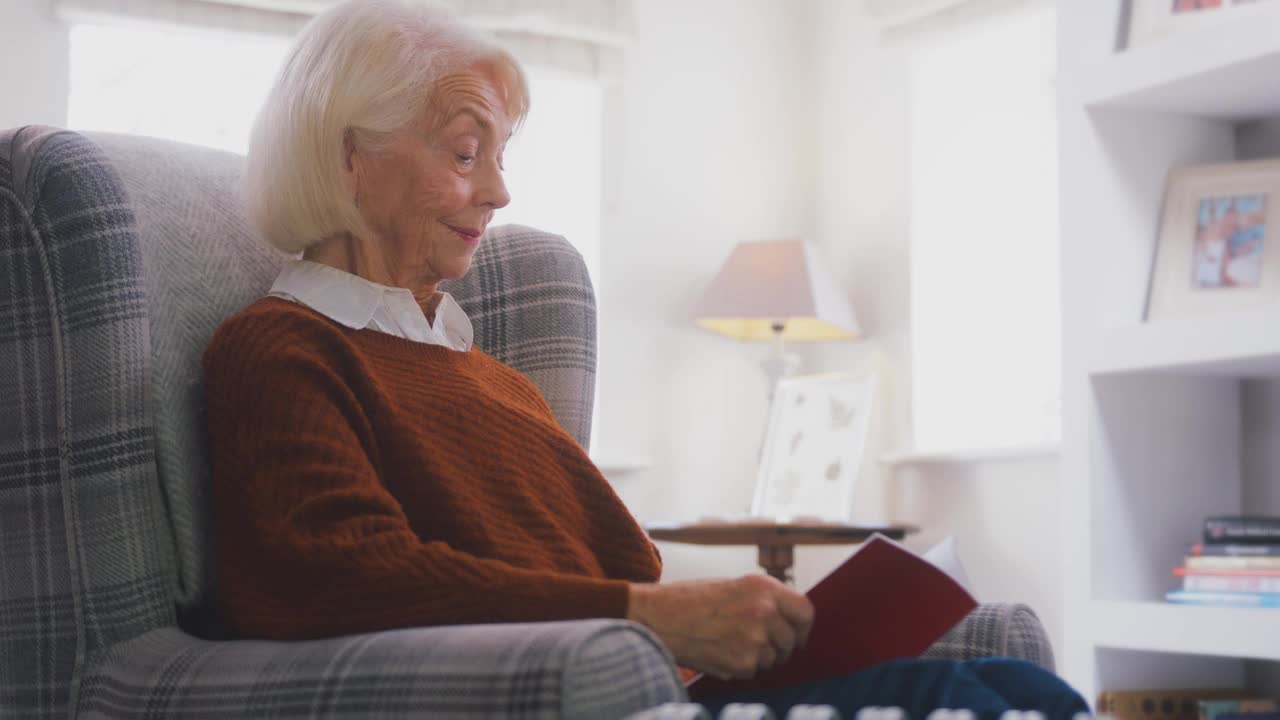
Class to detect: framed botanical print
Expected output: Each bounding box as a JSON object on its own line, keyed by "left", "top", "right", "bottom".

{"left": 751, "top": 372, "right": 878, "bottom": 522}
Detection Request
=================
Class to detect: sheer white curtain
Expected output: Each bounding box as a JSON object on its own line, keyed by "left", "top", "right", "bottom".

{"left": 53, "top": 0, "right": 309, "bottom": 35}
{"left": 52, "top": 0, "right": 634, "bottom": 77}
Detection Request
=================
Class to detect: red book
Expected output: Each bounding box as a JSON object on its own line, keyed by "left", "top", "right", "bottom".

{"left": 687, "top": 534, "right": 978, "bottom": 701}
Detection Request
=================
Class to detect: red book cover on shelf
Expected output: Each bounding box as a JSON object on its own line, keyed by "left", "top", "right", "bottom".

{"left": 687, "top": 534, "right": 978, "bottom": 701}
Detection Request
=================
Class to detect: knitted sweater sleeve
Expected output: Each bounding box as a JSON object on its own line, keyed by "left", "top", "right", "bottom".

{"left": 203, "top": 312, "right": 633, "bottom": 641}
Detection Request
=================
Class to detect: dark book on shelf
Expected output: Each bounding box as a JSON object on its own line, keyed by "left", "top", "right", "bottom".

{"left": 1191, "top": 543, "right": 1280, "bottom": 558}
{"left": 1205, "top": 517, "right": 1280, "bottom": 544}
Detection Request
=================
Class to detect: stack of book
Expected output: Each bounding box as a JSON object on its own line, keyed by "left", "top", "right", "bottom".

{"left": 1167, "top": 516, "right": 1280, "bottom": 608}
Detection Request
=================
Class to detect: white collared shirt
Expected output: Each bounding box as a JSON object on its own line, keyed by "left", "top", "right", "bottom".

{"left": 269, "top": 260, "right": 474, "bottom": 352}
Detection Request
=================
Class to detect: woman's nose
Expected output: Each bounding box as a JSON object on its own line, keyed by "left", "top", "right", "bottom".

{"left": 476, "top": 161, "right": 510, "bottom": 210}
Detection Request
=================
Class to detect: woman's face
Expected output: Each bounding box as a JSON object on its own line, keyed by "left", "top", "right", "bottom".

{"left": 352, "top": 64, "right": 513, "bottom": 290}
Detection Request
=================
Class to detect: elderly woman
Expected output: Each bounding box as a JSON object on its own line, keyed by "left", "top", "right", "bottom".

{"left": 203, "top": 1, "right": 1086, "bottom": 716}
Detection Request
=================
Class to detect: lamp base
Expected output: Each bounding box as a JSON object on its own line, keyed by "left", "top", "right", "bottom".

{"left": 752, "top": 348, "right": 801, "bottom": 516}
{"left": 761, "top": 351, "right": 801, "bottom": 400}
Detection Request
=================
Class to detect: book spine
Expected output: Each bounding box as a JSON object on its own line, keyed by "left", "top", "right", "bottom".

{"left": 1187, "top": 556, "right": 1280, "bottom": 570}
{"left": 1200, "top": 696, "right": 1280, "bottom": 720}
{"left": 1176, "top": 566, "right": 1280, "bottom": 578}
{"left": 1201, "top": 700, "right": 1243, "bottom": 720}
{"left": 1167, "top": 589, "right": 1280, "bottom": 608}
{"left": 1184, "top": 575, "right": 1280, "bottom": 593}
{"left": 1205, "top": 517, "right": 1280, "bottom": 544}
{"left": 1191, "top": 543, "right": 1280, "bottom": 557}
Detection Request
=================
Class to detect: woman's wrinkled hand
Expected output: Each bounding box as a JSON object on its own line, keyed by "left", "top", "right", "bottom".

{"left": 626, "top": 575, "right": 815, "bottom": 680}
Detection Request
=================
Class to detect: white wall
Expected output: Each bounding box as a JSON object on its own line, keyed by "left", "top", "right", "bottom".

{"left": 599, "top": 0, "right": 1067, "bottom": 662}
{"left": 0, "top": 2, "right": 70, "bottom": 129}
{"left": 802, "top": 0, "right": 1067, "bottom": 657}
{"left": 597, "top": 0, "right": 820, "bottom": 580}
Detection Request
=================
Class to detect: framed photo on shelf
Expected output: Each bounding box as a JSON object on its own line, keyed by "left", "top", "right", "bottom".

{"left": 1145, "top": 158, "right": 1280, "bottom": 321}
{"left": 1120, "top": 0, "right": 1273, "bottom": 51}
{"left": 751, "top": 371, "right": 877, "bottom": 522}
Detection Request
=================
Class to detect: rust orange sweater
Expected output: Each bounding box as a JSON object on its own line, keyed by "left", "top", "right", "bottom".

{"left": 202, "top": 297, "right": 662, "bottom": 640}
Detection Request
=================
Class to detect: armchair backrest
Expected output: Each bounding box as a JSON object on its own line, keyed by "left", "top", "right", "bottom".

{"left": 0, "top": 127, "right": 597, "bottom": 718}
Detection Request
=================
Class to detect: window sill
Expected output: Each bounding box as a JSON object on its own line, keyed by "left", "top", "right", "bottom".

{"left": 591, "top": 456, "right": 653, "bottom": 474}
{"left": 879, "top": 442, "right": 1060, "bottom": 468}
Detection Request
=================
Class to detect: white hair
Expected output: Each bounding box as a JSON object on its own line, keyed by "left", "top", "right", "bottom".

{"left": 243, "top": 0, "right": 529, "bottom": 254}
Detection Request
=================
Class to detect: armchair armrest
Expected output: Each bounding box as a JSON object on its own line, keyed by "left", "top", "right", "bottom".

{"left": 78, "top": 619, "right": 685, "bottom": 719}
{"left": 921, "top": 602, "right": 1055, "bottom": 672}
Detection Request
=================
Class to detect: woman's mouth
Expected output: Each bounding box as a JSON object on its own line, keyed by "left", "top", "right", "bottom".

{"left": 446, "top": 224, "right": 483, "bottom": 245}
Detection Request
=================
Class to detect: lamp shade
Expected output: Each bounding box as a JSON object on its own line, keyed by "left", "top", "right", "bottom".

{"left": 692, "top": 239, "right": 861, "bottom": 342}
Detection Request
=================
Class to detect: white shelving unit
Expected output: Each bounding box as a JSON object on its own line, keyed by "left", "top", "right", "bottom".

{"left": 1088, "top": 305, "right": 1280, "bottom": 377}
{"left": 1091, "top": 601, "right": 1280, "bottom": 662}
{"left": 1059, "top": 0, "right": 1280, "bottom": 704}
{"left": 1074, "top": 3, "right": 1280, "bottom": 119}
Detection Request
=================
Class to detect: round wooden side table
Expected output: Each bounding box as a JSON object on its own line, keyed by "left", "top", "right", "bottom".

{"left": 644, "top": 519, "right": 919, "bottom": 584}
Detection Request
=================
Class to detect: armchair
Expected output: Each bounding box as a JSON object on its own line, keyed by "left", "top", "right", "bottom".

{"left": 0, "top": 126, "right": 681, "bottom": 719}
{"left": 0, "top": 127, "right": 1055, "bottom": 719}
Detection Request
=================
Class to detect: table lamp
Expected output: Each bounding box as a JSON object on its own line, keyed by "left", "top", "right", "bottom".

{"left": 692, "top": 239, "right": 861, "bottom": 393}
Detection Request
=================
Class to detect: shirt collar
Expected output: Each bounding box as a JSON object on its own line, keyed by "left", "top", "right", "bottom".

{"left": 427, "top": 291, "right": 475, "bottom": 351}
{"left": 269, "top": 259, "right": 474, "bottom": 350}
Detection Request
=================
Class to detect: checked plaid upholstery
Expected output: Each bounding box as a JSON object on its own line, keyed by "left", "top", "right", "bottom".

{"left": 921, "top": 602, "right": 1054, "bottom": 671}
{"left": 0, "top": 126, "right": 683, "bottom": 719}
{"left": 1, "top": 126, "right": 176, "bottom": 720}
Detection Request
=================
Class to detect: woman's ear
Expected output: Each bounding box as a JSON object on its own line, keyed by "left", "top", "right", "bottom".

{"left": 341, "top": 128, "right": 362, "bottom": 207}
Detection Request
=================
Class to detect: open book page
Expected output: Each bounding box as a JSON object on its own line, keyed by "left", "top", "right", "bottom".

{"left": 687, "top": 533, "right": 978, "bottom": 700}
{"left": 922, "top": 536, "right": 973, "bottom": 594}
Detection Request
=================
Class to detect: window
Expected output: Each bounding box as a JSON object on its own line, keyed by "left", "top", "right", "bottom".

{"left": 492, "top": 68, "right": 604, "bottom": 452}
{"left": 907, "top": 4, "right": 1060, "bottom": 454}
{"left": 68, "top": 22, "right": 603, "bottom": 288}
{"left": 69, "top": 21, "right": 607, "bottom": 450}
{"left": 501, "top": 68, "right": 603, "bottom": 287}
{"left": 68, "top": 23, "right": 291, "bottom": 155}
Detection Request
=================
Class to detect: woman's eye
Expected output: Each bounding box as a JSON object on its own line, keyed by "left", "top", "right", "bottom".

{"left": 456, "top": 154, "right": 476, "bottom": 165}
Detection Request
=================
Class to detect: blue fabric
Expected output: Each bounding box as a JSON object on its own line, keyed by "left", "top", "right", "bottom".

{"left": 700, "top": 658, "right": 1088, "bottom": 720}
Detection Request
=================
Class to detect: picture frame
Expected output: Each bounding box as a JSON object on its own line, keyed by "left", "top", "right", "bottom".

{"left": 1120, "top": 0, "right": 1273, "bottom": 51}
{"left": 1145, "top": 158, "right": 1280, "bottom": 321}
{"left": 750, "top": 371, "right": 878, "bottom": 522}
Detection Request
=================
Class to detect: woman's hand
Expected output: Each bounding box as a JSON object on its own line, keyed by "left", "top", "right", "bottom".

{"left": 626, "top": 575, "right": 815, "bottom": 680}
